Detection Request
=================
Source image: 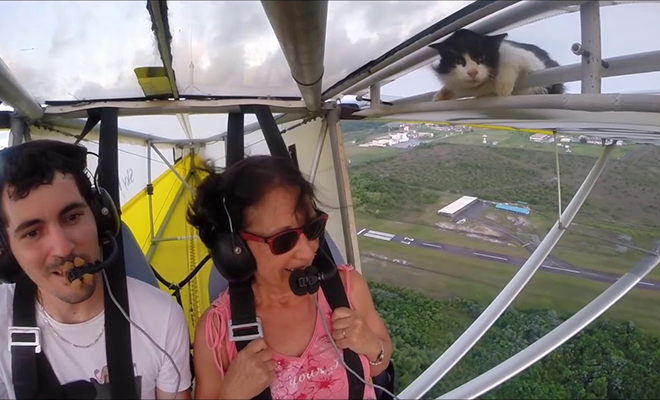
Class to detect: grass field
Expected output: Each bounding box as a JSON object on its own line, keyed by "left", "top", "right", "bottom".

{"left": 360, "top": 237, "right": 660, "bottom": 336}
{"left": 344, "top": 141, "right": 400, "bottom": 166}
{"left": 344, "top": 121, "right": 660, "bottom": 335}
{"left": 350, "top": 139, "right": 660, "bottom": 229}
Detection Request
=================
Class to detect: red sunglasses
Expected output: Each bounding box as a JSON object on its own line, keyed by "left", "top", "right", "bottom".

{"left": 239, "top": 212, "right": 328, "bottom": 255}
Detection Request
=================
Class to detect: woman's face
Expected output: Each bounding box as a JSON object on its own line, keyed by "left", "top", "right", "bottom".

{"left": 243, "top": 185, "right": 320, "bottom": 282}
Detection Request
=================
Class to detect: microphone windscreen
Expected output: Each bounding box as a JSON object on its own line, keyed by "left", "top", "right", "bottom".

{"left": 289, "top": 268, "right": 310, "bottom": 296}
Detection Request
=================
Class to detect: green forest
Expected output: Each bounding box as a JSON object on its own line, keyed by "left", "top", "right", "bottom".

{"left": 370, "top": 281, "right": 660, "bottom": 399}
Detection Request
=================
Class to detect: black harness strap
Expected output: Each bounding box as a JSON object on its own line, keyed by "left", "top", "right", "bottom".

{"left": 228, "top": 281, "right": 271, "bottom": 400}
{"left": 11, "top": 278, "right": 96, "bottom": 399}
{"left": 316, "top": 249, "right": 366, "bottom": 400}
{"left": 98, "top": 108, "right": 138, "bottom": 399}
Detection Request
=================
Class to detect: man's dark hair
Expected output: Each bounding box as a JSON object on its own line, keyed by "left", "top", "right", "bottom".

{"left": 0, "top": 139, "right": 95, "bottom": 227}
{"left": 187, "top": 155, "right": 318, "bottom": 248}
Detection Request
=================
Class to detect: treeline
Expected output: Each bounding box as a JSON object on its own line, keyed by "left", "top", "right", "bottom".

{"left": 350, "top": 144, "right": 579, "bottom": 216}
{"left": 349, "top": 170, "right": 438, "bottom": 216}
{"left": 370, "top": 281, "right": 660, "bottom": 399}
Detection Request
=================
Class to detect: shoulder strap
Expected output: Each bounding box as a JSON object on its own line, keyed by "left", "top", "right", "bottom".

{"left": 11, "top": 279, "right": 97, "bottom": 399}
{"left": 316, "top": 247, "right": 366, "bottom": 400}
{"left": 228, "top": 280, "right": 271, "bottom": 400}
{"left": 97, "top": 108, "right": 138, "bottom": 399}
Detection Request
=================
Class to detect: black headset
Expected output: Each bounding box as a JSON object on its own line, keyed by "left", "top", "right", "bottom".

{"left": 0, "top": 181, "right": 120, "bottom": 284}
{"left": 208, "top": 197, "right": 257, "bottom": 283}
{"left": 209, "top": 196, "right": 336, "bottom": 295}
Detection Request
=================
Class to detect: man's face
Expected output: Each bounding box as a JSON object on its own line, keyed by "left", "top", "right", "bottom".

{"left": 2, "top": 172, "right": 101, "bottom": 303}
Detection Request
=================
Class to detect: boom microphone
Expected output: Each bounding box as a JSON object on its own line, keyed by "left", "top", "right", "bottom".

{"left": 289, "top": 247, "right": 337, "bottom": 296}
{"left": 67, "top": 232, "right": 119, "bottom": 282}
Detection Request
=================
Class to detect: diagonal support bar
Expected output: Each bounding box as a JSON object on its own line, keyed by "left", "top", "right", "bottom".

{"left": 146, "top": 171, "right": 195, "bottom": 263}
{"left": 150, "top": 143, "right": 194, "bottom": 194}
{"left": 399, "top": 143, "right": 616, "bottom": 399}
{"left": 0, "top": 57, "right": 43, "bottom": 120}
{"left": 439, "top": 251, "right": 660, "bottom": 399}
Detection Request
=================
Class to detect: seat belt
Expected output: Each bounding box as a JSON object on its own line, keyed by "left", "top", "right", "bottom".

{"left": 316, "top": 246, "right": 366, "bottom": 400}
{"left": 98, "top": 108, "right": 138, "bottom": 399}
{"left": 225, "top": 249, "right": 367, "bottom": 400}
{"left": 227, "top": 281, "right": 271, "bottom": 400}
{"left": 10, "top": 278, "right": 96, "bottom": 399}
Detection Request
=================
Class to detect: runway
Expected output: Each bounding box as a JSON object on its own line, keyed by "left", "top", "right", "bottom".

{"left": 357, "top": 227, "right": 660, "bottom": 292}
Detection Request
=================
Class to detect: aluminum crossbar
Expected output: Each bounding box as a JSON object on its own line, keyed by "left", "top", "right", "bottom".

{"left": 439, "top": 251, "right": 660, "bottom": 399}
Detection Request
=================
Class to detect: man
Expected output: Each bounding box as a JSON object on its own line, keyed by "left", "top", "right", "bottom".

{"left": 0, "top": 140, "right": 192, "bottom": 399}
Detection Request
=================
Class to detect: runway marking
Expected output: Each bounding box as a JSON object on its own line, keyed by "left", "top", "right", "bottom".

{"left": 364, "top": 232, "right": 393, "bottom": 241}
{"left": 366, "top": 230, "right": 395, "bottom": 239}
{"left": 472, "top": 252, "right": 508, "bottom": 261}
{"left": 422, "top": 243, "right": 443, "bottom": 249}
{"left": 543, "top": 265, "right": 581, "bottom": 274}
{"left": 639, "top": 281, "right": 655, "bottom": 287}
{"left": 357, "top": 228, "right": 367, "bottom": 235}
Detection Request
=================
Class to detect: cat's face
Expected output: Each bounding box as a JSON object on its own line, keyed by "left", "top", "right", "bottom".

{"left": 429, "top": 29, "right": 507, "bottom": 88}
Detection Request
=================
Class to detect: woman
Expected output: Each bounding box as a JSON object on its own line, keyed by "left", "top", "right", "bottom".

{"left": 188, "top": 155, "right": 392, "bottom": 399}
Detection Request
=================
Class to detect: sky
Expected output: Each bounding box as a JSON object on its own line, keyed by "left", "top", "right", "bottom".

{"left": 1, "top": 1, "right": 659, "bottom": 202}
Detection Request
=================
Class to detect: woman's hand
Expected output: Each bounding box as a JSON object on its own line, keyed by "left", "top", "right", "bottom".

{"left": 219, "top": 339, "right": 275, "bottom": 399}
{"left": 331, "top": 307, "right": 383, "bottom": 363}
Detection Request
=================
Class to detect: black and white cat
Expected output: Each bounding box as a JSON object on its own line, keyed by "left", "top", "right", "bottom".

{"left": 429, "top": 29, "right": 565, "bottom": 101}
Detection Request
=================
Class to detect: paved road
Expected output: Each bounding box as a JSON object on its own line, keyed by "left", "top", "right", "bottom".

{"left": 357, "top": 227, "right": 660, "bottom": 292}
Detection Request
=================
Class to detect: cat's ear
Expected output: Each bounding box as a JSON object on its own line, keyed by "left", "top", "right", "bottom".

{"left": 488, "top": 33, "right": 508, "bottom": 47}
{"left": 428, "top": 42, "right": 447, "bottom": 53}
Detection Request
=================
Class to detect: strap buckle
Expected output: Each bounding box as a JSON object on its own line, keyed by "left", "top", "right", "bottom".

{"left": 228, "top": 317, "right": 263, "bottom": 342}
{"left": 8, "top": 326, "right": 42, "bottom": 353}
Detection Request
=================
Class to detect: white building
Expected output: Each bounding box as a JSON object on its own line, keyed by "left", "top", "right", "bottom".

{"left": 437, "top": 196, "right": 478, "bottom": 217}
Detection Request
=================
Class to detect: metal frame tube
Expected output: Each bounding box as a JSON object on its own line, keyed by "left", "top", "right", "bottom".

{"left": 580, "top": 2, "right": 602, "bottom": 94}
{"left": 146, "top": 171, "right": 194, "bottom": 263}
{"left": 323, "top": 1, "right": 517, "bottom": 100}
{"left": 399, "top": 143, "right": 616, "bottom": 399}
{"left": 42, "top": 99, "right": 310, "bottom": 119}
{"left": 370, "top": 84, "right": 381, "bottom": 109}
{"left": 261, "top": 1, "right": 328, "bottom": 112}
{"left": 338, "top": 1, "right": 586, "bottom": 98}
{"left": 147, "top": 142, "right": 155, "bottom": 242}
{"left": 391, "top": 50, "right": 660, "bottom": 105}
{"left": 152, "top": 235, "right": 200, "bottom": 243}
{"left": 9, "top": 115, "right": 28, "bottom": 146}
{"left": 440, "top": 252, "right": 660, "bottom": 399}
{"left": 356, "top": 93, "right": 660, "bottom": 118}
{"left": 326, "top": 109, "right": 361, "bottom": 271}
{"left": 309, "top": 119, "right": 328, "bottom": 184}
{"left": 0, "top": 57, "right": 43, "bottom": 120}
{"left": 150, "top": 143, "right": 194, "bottom": 193}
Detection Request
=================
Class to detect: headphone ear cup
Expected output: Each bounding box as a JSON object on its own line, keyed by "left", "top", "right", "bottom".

{"left": 0, "top": 232, "right": 22, "bottom": 284}
{"left": 210, "top": 232, "right": 256, "bottom": 283}
{"left": 91, "top": 187, "right": 120, "bottom": 239}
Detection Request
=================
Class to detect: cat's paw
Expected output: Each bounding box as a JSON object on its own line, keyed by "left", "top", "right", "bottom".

{"left": 494, "top": 81, "right": 515, "bottom": 97}
{"left": 433, "top": 88, "right": 454, "bottom": 101}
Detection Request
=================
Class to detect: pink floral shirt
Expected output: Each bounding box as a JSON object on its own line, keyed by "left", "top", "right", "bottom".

{"left": 204, "top": 264, "right": 377, "bottom": 399}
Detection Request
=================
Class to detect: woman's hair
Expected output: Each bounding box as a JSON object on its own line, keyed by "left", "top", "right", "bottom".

{"left": 187, "top": 155, "right": 318, "bottom": 248}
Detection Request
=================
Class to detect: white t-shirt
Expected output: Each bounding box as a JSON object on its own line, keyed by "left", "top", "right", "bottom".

{"left": 0, "top": 277, "right": 192, "bottom": 399}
